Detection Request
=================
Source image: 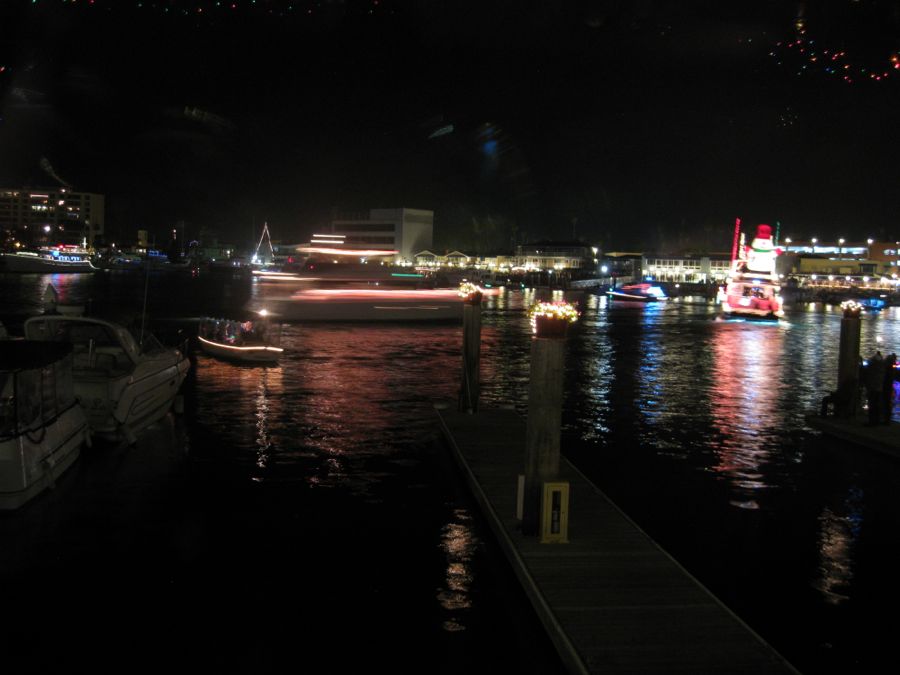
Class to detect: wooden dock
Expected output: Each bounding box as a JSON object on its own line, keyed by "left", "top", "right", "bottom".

{"left": 806, "top": 413, "right": 900, "bottom": 459}
{"left": 435, "top": 403, "right": 799, "bottom": 675}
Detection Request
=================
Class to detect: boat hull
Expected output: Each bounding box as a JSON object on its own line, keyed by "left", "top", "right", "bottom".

{"left": 607, "top": 291, "right": 658, "bottom": 302}
{"left": 75, "top": 354, "right": 191, "bottom": 442}
{"left": 0, "top": 403, "right": 89, "bottom": 510}
{"left": 198, "top": 336, "right": 282, "bottom": 363}
{"left": 23, "top": 316, "right": 192, "bottom": 443}
{"left": 721, "top": 280, "right": 784, "bottom": 320}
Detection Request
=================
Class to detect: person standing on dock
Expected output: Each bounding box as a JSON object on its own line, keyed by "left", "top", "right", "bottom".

{"left": 882, "top": 352, "right": 897, "bottom": 424}
{"left": 863, "top": 350, "right": 885, "bottom": 425}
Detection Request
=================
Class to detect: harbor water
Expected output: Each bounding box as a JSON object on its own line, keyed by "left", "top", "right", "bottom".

{"left": 3, "top": 270, "right": 900, "bottom": 674}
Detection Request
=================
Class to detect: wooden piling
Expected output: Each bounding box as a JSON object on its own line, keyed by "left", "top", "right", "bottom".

{"left": 458, "top": 291, "right": 482, "bottom": 414}
{"left": 522, "top": 317, "right": 567, "bottom": 536}
{"left": 837, "top": 308, "right": 861, "bottom": 417}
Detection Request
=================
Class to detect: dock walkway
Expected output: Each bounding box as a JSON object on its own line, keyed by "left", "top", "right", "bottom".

{"left": 806, "top": 413, "right": 900, "bottom": 459}
{"left": 435, "top": 403, "right": 798, "bottom": 674}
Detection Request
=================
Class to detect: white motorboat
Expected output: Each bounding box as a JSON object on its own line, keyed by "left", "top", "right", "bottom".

{"left": 0, "top": 246, "right": 98, "bottom": 273}
{"left": 0, "top": 340, "right": 91, "bottom": 510}
{"left": 23, "top": 315, "right": 191, "bottom": 444}
{"left": 607, "top": 283, "right": 667, "bottom": 302}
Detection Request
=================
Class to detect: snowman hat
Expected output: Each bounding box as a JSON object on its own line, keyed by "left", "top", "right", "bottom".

{"left": 754, "top": 224, "right": 773, "bottom": 241}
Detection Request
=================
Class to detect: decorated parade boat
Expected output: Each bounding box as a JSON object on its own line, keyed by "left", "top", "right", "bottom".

{"left": 0, "top": 245, "right": 98, "bottom": 273}
{"left": 719, "top": 221, "right": 785, "bottom": 320}
{"left": 246, "top": 244, "right": 467, "bottom": 322}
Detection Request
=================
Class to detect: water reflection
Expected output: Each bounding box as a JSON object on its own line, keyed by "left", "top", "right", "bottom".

{"left": 814, "top": 486, "right": 864, "bottom": 605}
{"left": 709, "top": 322, "right": 786, "bottom": 507}
{"left": 437, "top": 508, "right": 478, "bottom": 632}
{"left": 7, "top": 275, "right": 900, "bottom": 673}
{"left": 252, "top": 366, "right": 281, "bottom": 480}
{"left": 192, "top": 323, "right": 461, "bottom": 495}
{"left": 193, "top": 355, "right": 285, "bottom": 474}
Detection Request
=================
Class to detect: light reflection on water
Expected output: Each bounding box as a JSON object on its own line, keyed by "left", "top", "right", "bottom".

{"left": 437, "top": 508, "right": 478, "bottom": 632}
{"left": 192, "top": 323, "right": 462, "bottom": 496}
{"left": 7, "top": 273, "right": 900, "bottom": 672}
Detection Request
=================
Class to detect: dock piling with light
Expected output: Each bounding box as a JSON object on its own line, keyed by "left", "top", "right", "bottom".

{"left": 837, "top": 300, "right": 863, "bottom": 417}
{"left": 458, "top": 282, "right": 483, "bottom": 414}
{"left": 522, "top": 301, "right": 578, "bottom": 538}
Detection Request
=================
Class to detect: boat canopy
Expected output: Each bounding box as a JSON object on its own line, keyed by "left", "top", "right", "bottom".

{"left": 0, "top": 341, "right": 77, "bottom": 438}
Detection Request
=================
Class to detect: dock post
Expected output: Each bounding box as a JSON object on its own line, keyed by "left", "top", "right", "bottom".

{"left": 837, "top": 303, "right": 862, "bottom": 417}
{"left": 522, "top": 310, "right": 570, "bottom": 536}
{"left": 458, "top": 288, "right": 482, "bottom": 414}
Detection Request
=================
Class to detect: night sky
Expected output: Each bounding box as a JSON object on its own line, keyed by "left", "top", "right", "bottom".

{"left": 2, "top": 0, "right": 900, "bottom": 252}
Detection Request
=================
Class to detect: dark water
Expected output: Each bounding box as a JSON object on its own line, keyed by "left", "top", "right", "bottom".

{"left": 3, "top": 271, "right": 900, "bottom": 674}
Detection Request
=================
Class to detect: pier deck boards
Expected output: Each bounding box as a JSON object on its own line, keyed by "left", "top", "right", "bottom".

{"left": 806, "top": 413, "right": 900, "bottom": 458}
{"left": 435, "top": 403, "right": 798, "bottom": 675}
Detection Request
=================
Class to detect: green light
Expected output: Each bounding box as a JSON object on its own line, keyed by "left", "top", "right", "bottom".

{"left": 391, "top": 273, "right": 423, "bottom": 278}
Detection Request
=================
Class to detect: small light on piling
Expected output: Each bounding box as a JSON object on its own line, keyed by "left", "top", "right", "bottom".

{"left": 840, "top": 300, "right": 862, "bottom": 318}
{"left": 458, "top": 281, "right": 484, "bottom": 304}
{"left": 528, "top": 301, "right": 579, "bottom": 336}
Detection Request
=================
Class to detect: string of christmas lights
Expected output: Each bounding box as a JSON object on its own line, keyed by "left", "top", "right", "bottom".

{"left": 21, "top": 0, "right": 392, "bottom": 19}
{"left": 769, "top": 7, "right": 900, "bottom": 85}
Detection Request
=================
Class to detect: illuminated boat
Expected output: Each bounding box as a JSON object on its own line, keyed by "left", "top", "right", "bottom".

{"left": 1, "top": 340, "right": 91, "bottom": 510}
{"left": 607, "top": 283, "right": 667, "bottom": 302}
{"left": 720, "top": 222, "right": 785, "bottom": 320}
{"left": 23, "top": 315, "right": 191, "bottom": 444}
{"left": 858, "top": 296, "right": 887, "bottom": 311}
{"left": 247, "top": 242, "right": 467, "bottom": 322}
{"left": 0, "top": 246, "right": 98, "bottom": 273}
{"left": 197, "top": 316, "right": 283, "bottom": 364}
{"left": 254, "top": 286, "right": 466, "bottom": 322}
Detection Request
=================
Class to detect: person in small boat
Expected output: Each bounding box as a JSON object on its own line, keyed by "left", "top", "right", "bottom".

{"left": 882, "top": 352, "right": 897, "bottom": 424}
{"left": 863, "top": 350, "right": 885, "bottom": 425}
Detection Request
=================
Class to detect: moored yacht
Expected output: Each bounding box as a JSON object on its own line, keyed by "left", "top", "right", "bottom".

{"left": 23, "top": 315, "right": 191, "bottom": 444}
{"left": 0, "top": 340, "right": 90, "bottom": 510}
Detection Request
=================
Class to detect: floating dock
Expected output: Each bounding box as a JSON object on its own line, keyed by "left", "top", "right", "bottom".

{"left": 805, "top": 414, "right": 900, "bottom": 459}
{"left": 435, "top": 403, "right": 798, "bottom": 674}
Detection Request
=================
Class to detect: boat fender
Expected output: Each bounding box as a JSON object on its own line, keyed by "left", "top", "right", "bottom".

{"left": 40, "top": 457, "right": 57, "bottom": 490}
{"left": 121, "top": 424, "right": 138, "bottom": 447}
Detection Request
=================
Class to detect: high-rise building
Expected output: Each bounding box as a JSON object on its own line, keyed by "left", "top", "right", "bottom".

{"left": 0, "top": 187, "right": 105, "bottom": 248}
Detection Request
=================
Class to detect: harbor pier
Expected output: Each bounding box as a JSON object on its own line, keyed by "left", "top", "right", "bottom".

{"left": 435, "top": 404, "right": 798, "bottom": 674}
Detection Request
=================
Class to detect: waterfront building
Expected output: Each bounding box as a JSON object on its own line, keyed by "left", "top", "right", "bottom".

{"left": 0, "top": 187, "right": 105, "bottom": 248}
{"left": 516, "top": 240, "right": 594, "bottom": 271}
{"left": 328, "top": 208, "right": 434, "bottom": 264}
{"left": 779, "top": 240, "right": 900, "bottom": 279}
{"left": 640, "top": 252, "right": 733, "bottom": 283}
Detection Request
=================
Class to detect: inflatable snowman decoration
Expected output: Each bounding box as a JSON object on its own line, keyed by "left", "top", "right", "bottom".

{"left": 743, "top": 223, "right": 781, "bottom": 278}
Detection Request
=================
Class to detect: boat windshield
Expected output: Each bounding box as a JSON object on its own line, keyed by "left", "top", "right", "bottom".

{"left": 133, "top": 330, "right": 167, "bottom": 355}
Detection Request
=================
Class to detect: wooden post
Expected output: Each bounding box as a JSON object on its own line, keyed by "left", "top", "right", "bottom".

{"left": 837, "top": 308, "right": 862, "bottom": 418}
{"left": 458, "top": 291, "right": 482, "bottom": 414}
{"left": 522, "top": 316, "right": 568, "bottom": 536}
